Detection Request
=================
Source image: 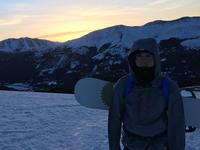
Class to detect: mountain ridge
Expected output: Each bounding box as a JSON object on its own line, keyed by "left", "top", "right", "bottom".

{"left": 1, "top": 16, "right": 200, "bottom": 52}
{"left": 0, "top": 16, "right": 199, "bottom": 93}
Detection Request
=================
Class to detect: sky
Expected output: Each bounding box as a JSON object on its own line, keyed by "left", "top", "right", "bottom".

{"left": 0, "top": 0, "right": 199, "bottom": 42}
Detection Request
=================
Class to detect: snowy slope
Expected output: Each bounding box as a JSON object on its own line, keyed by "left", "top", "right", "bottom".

{"left": 182, "top": 38, "right": 200, "bottom": 49}
{"left": 0, "top": 37, "right": 59, "bottom": 53}
{"left": 66, "top": 17, "right": 200, "bottom": 49}
{"left": 0, "top": 90, "right": 200, "bottom": 150}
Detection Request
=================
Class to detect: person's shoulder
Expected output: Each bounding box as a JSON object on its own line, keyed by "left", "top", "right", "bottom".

{"left": 113, "top": 74, "right": 129, "bottom": 90}
{"left": 161, "top": 74, "right": 179, "bottom": 89}
{"left": 165, "top": 77, "right": 180, "bottom": 92}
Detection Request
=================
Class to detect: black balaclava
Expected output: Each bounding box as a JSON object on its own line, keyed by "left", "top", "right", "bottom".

{"left": 128, "top": 50, "right": 155, "bottom": 86}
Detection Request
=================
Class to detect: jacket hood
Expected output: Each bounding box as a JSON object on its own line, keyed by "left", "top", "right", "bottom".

{"left": 128, "top": 38, "right": 161, "bottom": 85}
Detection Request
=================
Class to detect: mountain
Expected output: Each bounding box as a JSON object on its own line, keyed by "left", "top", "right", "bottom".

{"left": 0, "top": 37, "right": 59, "bottom": 53}
{"left": 66, "top": 16, "right": 200, "bottom": 49}
{"left": 0, "top": 16, "right": 200, "bottom": 93}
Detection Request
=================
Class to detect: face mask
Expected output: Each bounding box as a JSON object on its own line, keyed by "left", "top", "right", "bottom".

{"left": 133, "top": 66, "right": 155, "bottom": 85}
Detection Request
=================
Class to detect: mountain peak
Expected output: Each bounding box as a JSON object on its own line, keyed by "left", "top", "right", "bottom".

{"left": 144, "top": 16, "right": 200, "bottom": 26}
{"left": 0, "top": 37, "right": 58, "bottom": 53}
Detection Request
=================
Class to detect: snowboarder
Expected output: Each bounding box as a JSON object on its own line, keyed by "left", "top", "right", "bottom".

{"left": 108, "top": 38, "right": 185, "bottom": 150}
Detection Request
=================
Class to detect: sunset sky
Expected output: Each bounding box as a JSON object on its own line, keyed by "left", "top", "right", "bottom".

{"left": 0, "top": 0, "right": 199, "bottom": 42}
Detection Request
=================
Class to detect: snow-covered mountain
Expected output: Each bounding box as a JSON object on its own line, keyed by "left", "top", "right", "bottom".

{"left": 0, "top": 17, "right": 200, "bottom": 93}
{"left": 66, "top": 17, "right": 200, "bottom": 49}
{"left": 0, "top": 37, "right": 59, "bottom": 53}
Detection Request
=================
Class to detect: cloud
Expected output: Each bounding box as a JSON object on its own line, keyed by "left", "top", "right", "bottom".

{"left": 147, "top": 0, "right": 186, "bottom": 12}
{"left": 12, "top": 2, "right": 32, "bottom": 10}
{"left": 80, "top": 6, "right": 145, "bottom": 17}
{"left": 37, "top": 30, "right": 92, "bottom": 39}
{"left": 161, "top": 3, "right": 183, "bottom": 10}
{"left": 148, "top": 0, "right": 172, "bottom": 6}
{"left": 0, "top": 15, "right": 28, "bottom": 26}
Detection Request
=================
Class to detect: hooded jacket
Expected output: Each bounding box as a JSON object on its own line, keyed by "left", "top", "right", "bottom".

{"left": 108, "top": 38, "right": 185, "bottom": 150}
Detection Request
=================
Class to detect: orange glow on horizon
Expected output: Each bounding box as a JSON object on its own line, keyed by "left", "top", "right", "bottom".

{"left": 35, "top": 18, "right": 145, "bottom": 42}
{"left": 37, "top": 30, "right": 93, "bottom": 42}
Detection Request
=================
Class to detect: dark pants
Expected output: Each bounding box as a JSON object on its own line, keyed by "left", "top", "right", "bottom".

{"left": 123, "top": 146, "right": 168, "bottom": 150}
{"left": 122, "top": 128, "right": 168, "bottom": 150}
{"left": 123, "top": 145, "right": 168, "bottom": 150}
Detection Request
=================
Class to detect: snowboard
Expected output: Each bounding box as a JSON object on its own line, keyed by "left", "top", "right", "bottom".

{"left": 74, "top": 77, "right": 200, "bottom": 128}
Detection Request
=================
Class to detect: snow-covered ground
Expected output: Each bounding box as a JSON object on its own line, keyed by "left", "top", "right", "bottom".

{"left": 0, "top": 90, "right": 199, "bottom": 150}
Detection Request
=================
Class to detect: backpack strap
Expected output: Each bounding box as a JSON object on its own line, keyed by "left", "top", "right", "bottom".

{"left": 124, "top": 74, "right": 133, "bottom": 104}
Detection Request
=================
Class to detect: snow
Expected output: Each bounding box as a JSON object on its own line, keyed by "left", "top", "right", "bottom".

{"left": 92, "top": 65, "right": 98, "bottom": 72}
{"left": 66, "top": 17, "right": 200, "bottom": 50}
{"left": 72, "top": 47, "right": 89, "bottom": 55}
{"left": 40, "top": 68, "right": 55, "bottom": 75}
{"left": 92, "top": 45, "right": 126, "bottom": 61}
{"left": 182, "top": 38, "right": 200, "bottom": 49}
{"left": 0, "top": 90, "right": 108, "bottom": 150}
{"left": 0, "top": 18, "right": 199, "bottom": 57}
{"left": 181, "top": 90, "right": 193, "bottom": 97}
{"left": 5, "top": 83, "right": 32, "bottom": 91}
{"left": 114, "top": 60, "right": 122, "bottom": 64}
{"left": 161, "top": 58, "right": 167, "bottom": 62}
{"left": 70, "top": 61, "right": 80, "bottom": 69}
{"left": 0, "top": 90, "right": 199, "bottom": 150}
{"left": 47, "top": 81, "right": 57, "bottom": 86}
{"left": 181, "top": 89, "right": 200, "bottom": 99}
{"left": 0, "top": 38, "right": 58, "bottom": 53}
{"left": 92, "top": 53, "right": 105, "bottom": 60}
{"left": 52, "top": 55, "right": 69, "bottom": 71}
{"left": 67, "top": 25, "right": 125, "bottom": 49}
{"left": 193, "top": 91, "right": 200, "bottom": 99}
{"left": 39, "top": 55, "right": 69, "bottom": 76}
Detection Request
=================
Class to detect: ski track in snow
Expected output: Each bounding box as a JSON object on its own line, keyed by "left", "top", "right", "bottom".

{"left": 0, "top": 90, "right": 199, "bottom": 150}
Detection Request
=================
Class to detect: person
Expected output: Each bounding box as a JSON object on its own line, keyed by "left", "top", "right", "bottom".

{"left": 108, "top": 38, "right": 185, "bottom": 150}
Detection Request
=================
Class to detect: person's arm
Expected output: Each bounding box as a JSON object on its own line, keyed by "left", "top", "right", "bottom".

{"left": 108, "top": 83, "right": 123, "bottom": 150}
{"left": 168, "top": 81, "right": 185, "bottom": 150}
